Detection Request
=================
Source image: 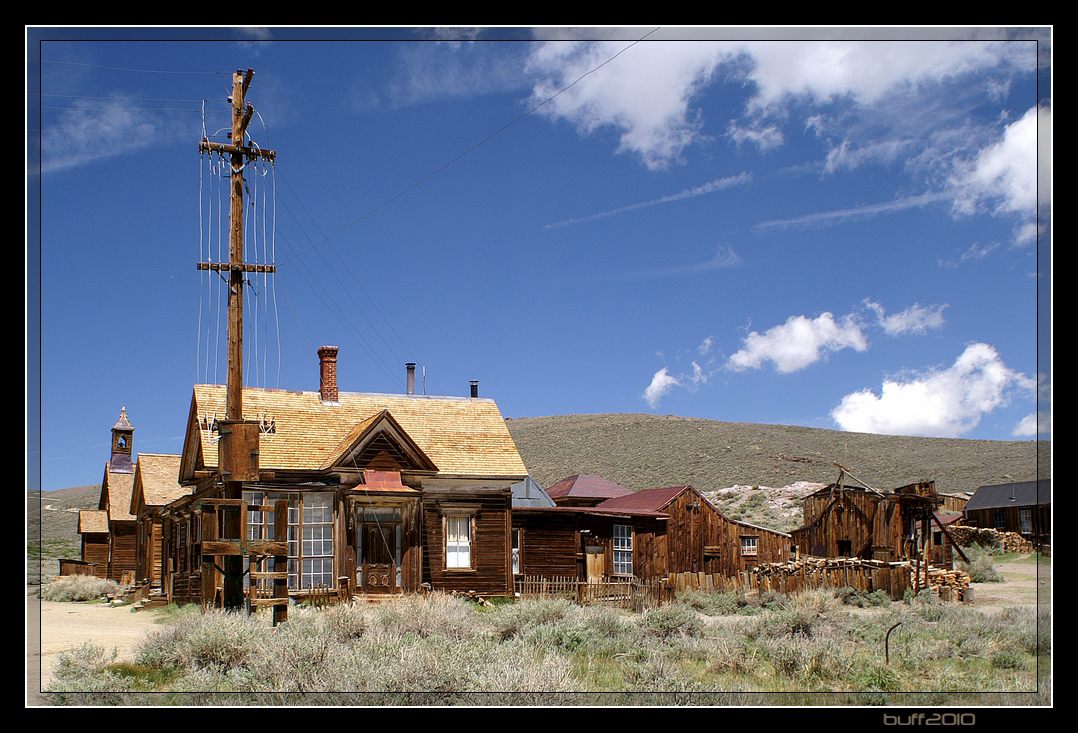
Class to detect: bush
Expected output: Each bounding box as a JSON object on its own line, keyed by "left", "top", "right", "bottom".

{"left": 956, "top": 544, "right": 1003, "bottom": 583}
{"left": 40, "top": 575, "right": 120, "bottom": 602}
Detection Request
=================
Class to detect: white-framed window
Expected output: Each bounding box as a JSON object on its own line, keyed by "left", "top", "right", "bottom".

{"left": 1019, "top": 508, "right": 1032, "bottom": 534}
{"left": 243, "top": 490, "right": 334, "bottom": 591}
{"left": 741, "top": 536, "right": 758, "bottom": 557}
{"left": 612, "top": 524, "right": 633, "bottom": 576}
{"left": 511, "top": 528, "right": 522, "bottom": 575}
{"left": 445, "top": 515, "right": 472, "bottom": 569}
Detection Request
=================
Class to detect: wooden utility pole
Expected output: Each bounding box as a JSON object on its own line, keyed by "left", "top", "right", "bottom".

{"left": 198, "top": 69, "right": 276, "bottom": 610}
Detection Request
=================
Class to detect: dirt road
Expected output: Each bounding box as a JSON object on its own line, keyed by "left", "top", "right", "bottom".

{"left": 27, "top": 594, "right": 166, "bottom": 704}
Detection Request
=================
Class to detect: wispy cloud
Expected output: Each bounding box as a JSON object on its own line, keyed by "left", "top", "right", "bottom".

{"left": 546, "top": 172, "right": 751, "bottom": 229}
{"left": 753, "top": 190, "right": 955, "bottom": 232}
{"left": 830, "top": 343, "right": 1036, "bottom": 437}
{"left": 616, "top": 246, "right": 742, "bottom": 282}
{"left": 863, "top": 299, "right": 947, "bottom": 336}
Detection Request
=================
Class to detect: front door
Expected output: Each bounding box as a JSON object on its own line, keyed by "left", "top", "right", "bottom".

{"left": 356, "top": 506, "right": 402, "bottom": 594}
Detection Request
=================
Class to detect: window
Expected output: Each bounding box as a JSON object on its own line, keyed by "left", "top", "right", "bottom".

{"left": 243, "top": 491, "right": 334, "bottom": 591}
{"left": 993, "top": 511, "right": 1007, "bottom": 529}
{"left": 511, "top": 528, "right": 522, "bottom": 575}
{"left": 612, "top": 524, "right": 633, "bottom": 576}
{"left": 446, "top": 515, "right": 472, "bottom": 569}
{"left": 1019, "top": 508, "right": 1032, "bottom": 534}
{"left": 741, "top": 536, "right": 758, "bottom": 557}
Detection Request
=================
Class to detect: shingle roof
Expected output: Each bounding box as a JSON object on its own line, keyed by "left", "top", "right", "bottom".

{"left": 964, "top": 479, "right": 1051, "bottom": 511}
{"left": 132, "top": 453, "right": 188, "bottom": 513}
{"left": 103, "top": 465, "right": 136, "bottom": 522}
{"left": 78, "top": 509, "right": 109, "bottom": 534}
{"left": 546, "top": 474, "right": 632, "bottom": 500}
{"left": 186, "top": 385, "right": 528, "bottom": 479}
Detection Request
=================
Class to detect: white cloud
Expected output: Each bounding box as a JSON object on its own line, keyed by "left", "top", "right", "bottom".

{"left": 643, "top": 367, "right": 681, "bottom": 408}
{"left": 42, "top": 96, "right": 176, "bottom": 173}
{"left": 1013, "top": 412, "right": 1049, "bottom": 437}
{"left": 864, "top": 300, "right": 947, "bottom": 336}
{"left": 526, "top": 40, "right": 733, "bottom": 169}
{"left": 726, "top": 312, "right": 868, "bottom": 373}
{"left": 830, "top": 343, "right": 1034, "bottom": 437}
{"left": 951, "top": 105, "right": 1047, "bottom": 237}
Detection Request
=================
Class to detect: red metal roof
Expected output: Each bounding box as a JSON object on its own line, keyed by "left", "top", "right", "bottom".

{"left": 546, "top": 474, "right": 632, "bottom": 500}
{"left": 594, "top": 485, "right": 691, "bottom": 513}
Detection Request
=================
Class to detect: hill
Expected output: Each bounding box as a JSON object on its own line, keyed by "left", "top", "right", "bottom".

{"left": 505, "top": 413, "right": 1048, "bottom": 498}
{"left": 28, "top": 484, "right": 101, "bottom": 584}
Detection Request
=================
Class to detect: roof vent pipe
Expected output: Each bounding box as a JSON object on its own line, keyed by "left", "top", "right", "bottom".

{"left": 406, "top": 363, "right": 416, "bottom": 395}
{"left": 470, "top": 380, "right": 479, "bottom": 398}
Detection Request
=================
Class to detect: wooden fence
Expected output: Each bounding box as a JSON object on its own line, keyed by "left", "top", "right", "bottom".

{"left": 515, "top": 575, "right": 667, "bottom": 611}
{"left": 665, "top": 556, "right": 969, "bottom": 602}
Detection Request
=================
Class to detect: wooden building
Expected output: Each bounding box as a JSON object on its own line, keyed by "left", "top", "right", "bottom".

{"left": 513, "top": 482, "right": 791, "bottom": 582}
{"left": 78, "top": 408, "right": 139, "bottom": 582}
{"left": 159, "top": 347, "right": 528, "bottom": 604}
{"left": 790, "top": 475, "right": 957, "bottom": 568}
{"left": 130, "top": 453, "right": 187, "bottom": 590}
{"left": 963, "top": 479, "right": 1051, "bottom": 550}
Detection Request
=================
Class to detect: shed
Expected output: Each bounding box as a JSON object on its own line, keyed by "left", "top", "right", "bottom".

{"left": 963, "top": 479, "right": 1051, "bottom": 549}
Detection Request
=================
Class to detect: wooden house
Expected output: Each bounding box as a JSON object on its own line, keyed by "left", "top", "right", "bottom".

{"left": 963, "top": 479, "right": 1051, "bottom": 550}
{"left": 130, "top": 453, "right": 187, "bottom": 590}
{"left": 75, "top": 509, "right": 109, "bottom": 579}
{"left": 160, "top": 347, "right": 529, "bottom": 604}
{"left": 78, "top": 408, "right": 139, "bottom": 582}
{"left": 790, "top": 476, "right": 958, "bottom": 568}
{"left": 512, "top": 482, "right": 791, "bottom": 582}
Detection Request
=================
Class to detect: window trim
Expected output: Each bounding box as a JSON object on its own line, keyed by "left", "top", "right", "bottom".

{"left": 740, "top": 535, "right": 758, "bottom": 557}
{"left": 612, "top": 523, "right": 633, "bottom": 576}
{"left": 444, "top": 513, "right": 474, "bottom": 572}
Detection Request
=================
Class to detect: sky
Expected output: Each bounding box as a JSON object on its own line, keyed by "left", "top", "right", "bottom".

{"left": 27, "top": 27, "right": 1052, "bottom": 493}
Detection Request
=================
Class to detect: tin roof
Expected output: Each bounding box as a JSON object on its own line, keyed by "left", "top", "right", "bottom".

{"left": 964, "top": 479, "right": 1051, "bottom": 511}
{"left": 546, "top": 474, "right": 633, "bottom": 501}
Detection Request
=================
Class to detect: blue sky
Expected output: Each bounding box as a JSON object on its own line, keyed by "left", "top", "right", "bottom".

{"left": 27, "top": 27, "right": 1052, "bottom": 492}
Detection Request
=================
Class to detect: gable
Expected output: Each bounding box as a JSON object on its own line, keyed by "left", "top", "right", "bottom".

{"left": 321, "top": 409, "right": 439, "bottom": 473}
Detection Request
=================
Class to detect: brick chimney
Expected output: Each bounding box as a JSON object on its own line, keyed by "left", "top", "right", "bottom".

{"left": 318, "top": 346, "right": 339, "bottom": 403}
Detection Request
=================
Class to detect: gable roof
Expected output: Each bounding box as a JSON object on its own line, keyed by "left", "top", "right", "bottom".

{"left": 511, "top": 476, "right": 556, "bottom": 508}
{"left": 965, "top": 479, "right": 1051, "bottom": 511}
{"left": 78, "top": 509, "right": 109, "bottom": 534}
{"left": 595, "top": 485, "right": 691, "bottom": 513}
{"left": 181, "top": 385, "right": 528, "bottom": 481}
{"left": 102, "top": 463, "right": 136, "bottom": 523}
{"left": 546, "top": 474, "right": 632, "bottom": 501}
{"left": 131, "top": 453, "right": 187, "bottom": 514}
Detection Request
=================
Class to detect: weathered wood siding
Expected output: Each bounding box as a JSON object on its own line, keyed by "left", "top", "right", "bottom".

{"left": 514, "top": 510, "right": 580, "bottom": 578}
{"left": 81, "top": 535, "right": 110, "bottom": 578}
{"left": 793, "top": 489, "right": 905, "bottom": 561}
{"left": 422, "top": 493, "right": 513, "bottom": 596}
{"left": 108, "top": 522, "right": 137, "bottom": 582}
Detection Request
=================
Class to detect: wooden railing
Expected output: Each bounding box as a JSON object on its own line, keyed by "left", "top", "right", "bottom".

{"left": 514, "top": 575, "right": 667, "bottom": 611}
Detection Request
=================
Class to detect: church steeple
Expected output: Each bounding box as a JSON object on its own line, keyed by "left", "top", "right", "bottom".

{"left": 110, "top": 407, "right": 135, "bottom": 473}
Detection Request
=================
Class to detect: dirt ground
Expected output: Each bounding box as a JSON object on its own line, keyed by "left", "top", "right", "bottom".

{"left": 25, "top": 555, "right": 1051, "bottom": 705}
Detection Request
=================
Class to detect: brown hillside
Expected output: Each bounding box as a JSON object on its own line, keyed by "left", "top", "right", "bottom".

{"left": 505, "top": 413, "right": 1048, "bottom": 497}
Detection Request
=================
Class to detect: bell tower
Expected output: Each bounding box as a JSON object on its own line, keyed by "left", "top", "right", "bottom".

{"left": 110, "top": 406, "right": 135, "bottom": 473}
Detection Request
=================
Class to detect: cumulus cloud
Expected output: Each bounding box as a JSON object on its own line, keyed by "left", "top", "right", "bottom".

{"left": 830, "top": 343, "right": 1035, "bottom": 437}
{"left": 643, "top": 367, "right": 680, "bottom": 408}
{"left": 726, "top": 312, "right": 868, "bottom": 373}
{"left": 950, "top": 105, "right": 1048, "bottom": 245}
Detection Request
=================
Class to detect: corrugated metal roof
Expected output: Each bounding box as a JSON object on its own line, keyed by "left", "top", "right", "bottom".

{"left": 965, "top": 479, "right": 1051, "bottom": 511}
{"left": 594, "top": 485, "right": 690, "bottom": 513}
{"left": 546, "top": 474, "right": 632, "bottom": 500}
{"left": 187, "top": 385, "right": 528, "bottom": 479}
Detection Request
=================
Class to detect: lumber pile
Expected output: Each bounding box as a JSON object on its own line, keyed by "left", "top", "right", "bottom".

{"left": 747, "top": 556, "right": 970, "bottom": 602}
{"left": 949, "top": 526, "right": 1033, "bottom": 553}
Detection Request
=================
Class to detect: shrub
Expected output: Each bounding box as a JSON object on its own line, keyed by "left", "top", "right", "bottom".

{"left": 641, "top": 603, "right": 704, "bottom": 639}
{"left": 957, "top": 544, "right": 1003, "bottom": 583}
{"left": 40, "top": 575, "right": 120, "bottom": 602}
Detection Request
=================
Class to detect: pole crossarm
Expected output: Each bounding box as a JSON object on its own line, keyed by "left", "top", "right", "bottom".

{"left": 199, "top": 139, "right": 277, "bottom": 162}
{"left": 197, "top": 262, "right": 277, "bottom": 273}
